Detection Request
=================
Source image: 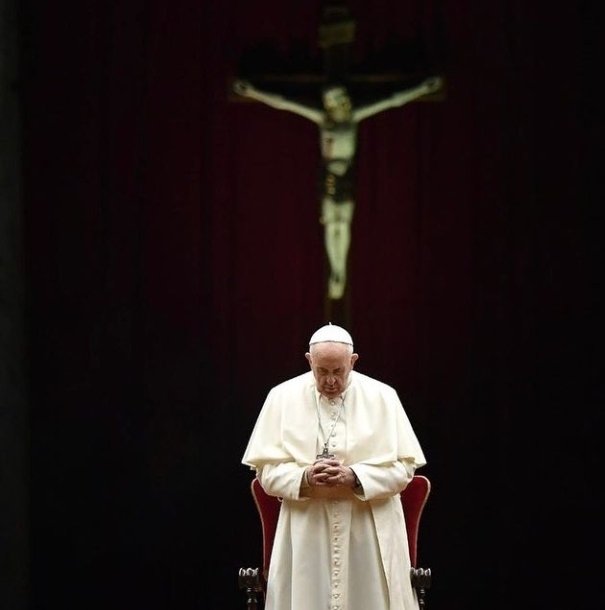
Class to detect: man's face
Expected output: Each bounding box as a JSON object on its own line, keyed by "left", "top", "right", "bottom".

{"left": 305, "top": 342, "right": 358, "bottom": 399}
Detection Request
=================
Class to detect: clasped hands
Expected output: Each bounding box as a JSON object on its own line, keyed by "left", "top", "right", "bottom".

{"left": 306, "top": 457, "right": 357, "bottom": 488}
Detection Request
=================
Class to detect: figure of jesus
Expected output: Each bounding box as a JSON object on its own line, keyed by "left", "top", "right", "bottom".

{"left": 233, "top": 76, "right": 443, "bottom": 300}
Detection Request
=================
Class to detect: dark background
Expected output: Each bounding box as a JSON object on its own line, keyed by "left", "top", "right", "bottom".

{"left": 5, "top": 1, "right": 602, "bottom": 609}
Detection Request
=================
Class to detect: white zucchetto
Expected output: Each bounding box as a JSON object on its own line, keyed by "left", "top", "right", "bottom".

{"left": 308, "top": 323, "right": 353, "bottom": 347}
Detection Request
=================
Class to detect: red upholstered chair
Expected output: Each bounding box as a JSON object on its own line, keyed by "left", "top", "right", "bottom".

{"left": 239, "top": 474, "right": 432, "bottom": 609}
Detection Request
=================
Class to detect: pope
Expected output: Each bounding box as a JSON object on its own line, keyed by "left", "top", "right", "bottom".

{"left": 242, "top": 323, "right": 426, "bottom": 610}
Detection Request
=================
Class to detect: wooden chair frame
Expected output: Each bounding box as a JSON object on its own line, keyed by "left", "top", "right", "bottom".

{"left": 239, "top": 474, "right": 432, "bottom": 609}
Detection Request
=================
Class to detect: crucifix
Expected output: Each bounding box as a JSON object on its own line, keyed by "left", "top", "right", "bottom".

{"left": 232, "top": 1, "right": 445, "bottom": 320}
{"left": 317, "top": 446, "right": 335, "bottom": 460}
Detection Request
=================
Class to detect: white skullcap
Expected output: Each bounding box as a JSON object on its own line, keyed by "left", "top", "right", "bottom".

{"left": 309, "top": 323, "right": 353, "bottom": 347}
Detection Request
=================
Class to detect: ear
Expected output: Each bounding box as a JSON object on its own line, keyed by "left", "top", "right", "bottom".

{"left": 351, "top": 353, "right": 359, "bottom": 367}
{"left": 305, "top": 352, "right": 312, "bottom": 365}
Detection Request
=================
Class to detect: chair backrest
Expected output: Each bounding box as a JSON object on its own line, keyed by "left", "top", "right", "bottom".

{"left": 400, "top": 474, "right": 431, "bottom": 567}
{"left": 250, "top": 474, "right": 431, "bottom": 580}
{"left": 250, "top": 477, "right": 281, "bottom": 580}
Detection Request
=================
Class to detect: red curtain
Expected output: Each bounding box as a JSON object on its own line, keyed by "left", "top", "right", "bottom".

{"left": 22, "top": 1, "right": 600, "bottom": 608}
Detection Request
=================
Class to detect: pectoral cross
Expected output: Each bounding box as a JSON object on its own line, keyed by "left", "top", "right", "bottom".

{"left": 317, "top": 446, "right": 335, "bottom": 460}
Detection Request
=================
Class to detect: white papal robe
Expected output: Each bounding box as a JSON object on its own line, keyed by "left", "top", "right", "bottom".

{"left": 241, "top": 370, "right": 426, "bottom": 610}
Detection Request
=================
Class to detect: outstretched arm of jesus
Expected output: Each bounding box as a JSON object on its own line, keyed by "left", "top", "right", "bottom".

{"left": 233, "top": 79, "right": 324, "bottom": 124}
{"left": 353, "top": 75, "right": 443, "bottom": 122}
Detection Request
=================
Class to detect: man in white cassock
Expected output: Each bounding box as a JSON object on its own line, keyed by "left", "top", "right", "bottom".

{"left": 241, "top": 323, "right": 426, "bottom": 610}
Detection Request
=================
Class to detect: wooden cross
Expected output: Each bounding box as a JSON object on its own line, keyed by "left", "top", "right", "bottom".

{"left": 231, "top": 1, "right": 445, "bottom": 325}
{"left": 232, "top": 1, "right": 445, "bottom": 105}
